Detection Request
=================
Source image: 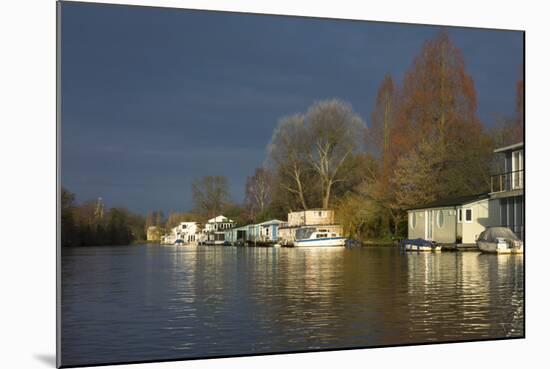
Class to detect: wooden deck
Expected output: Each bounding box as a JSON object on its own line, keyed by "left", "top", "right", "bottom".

{"left": 440, "top": 243, "right": 479, "bottom": 252}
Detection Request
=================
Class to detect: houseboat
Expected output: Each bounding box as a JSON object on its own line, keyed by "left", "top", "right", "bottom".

{"left": 406, "top": 193, "right": 490, "bottom": 247}
{"left": 223, "top": 219, "right": 285, "bottom": 246}
{"left": 278, "top": 209, "right": 344, "bottom": 246}
{"left": 293, "top": 227, "right": 346, "bottom": 247}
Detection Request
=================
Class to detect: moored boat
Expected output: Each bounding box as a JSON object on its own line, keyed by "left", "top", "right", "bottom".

{"left": 401, "top": 238, "right": 441, "bottom": 252}
{"left": 477, "top": 227, "right": 523, "bottom": 254}
{"left": 293, "top": 227, "right": 346, "bottom": 247}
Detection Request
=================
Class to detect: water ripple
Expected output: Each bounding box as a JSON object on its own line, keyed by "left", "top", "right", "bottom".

{"left": 61, "top": 245, "right": 524, "bottom": 366}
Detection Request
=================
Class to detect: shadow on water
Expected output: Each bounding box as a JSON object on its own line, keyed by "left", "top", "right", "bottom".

{"left": 33, "top": 353, "right": 56, "bottom": 367}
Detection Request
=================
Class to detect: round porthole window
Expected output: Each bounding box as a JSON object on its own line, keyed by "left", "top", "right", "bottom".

{"left": 437, "top": 210, "right": 444, "bottom": 228}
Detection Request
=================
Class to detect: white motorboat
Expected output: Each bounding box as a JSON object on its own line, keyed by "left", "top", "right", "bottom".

{"left": 293, "top": 227, "right": 346, "bottom": 247}
{"left": 477, "top": 227, "right": 523, "bottom": 254}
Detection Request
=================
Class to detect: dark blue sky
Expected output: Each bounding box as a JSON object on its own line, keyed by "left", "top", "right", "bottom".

{"left": 60, "top": 2, "right": 523, "bottom": 215}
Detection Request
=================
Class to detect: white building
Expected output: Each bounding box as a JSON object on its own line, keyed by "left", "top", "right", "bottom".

{"left": 224, "top": 219, "right": 285, "bottom": 245}
{"left": 407, "top": 194, "right": 489, "bottom": 245}
{"left": 201, "top": 215, "right": 234, "bottom": 245}
{"left": 160, "top": 222, "right": 200, "bottom": 245}
{"left": 173, "top": 222, "right": 200, "bottom": 244}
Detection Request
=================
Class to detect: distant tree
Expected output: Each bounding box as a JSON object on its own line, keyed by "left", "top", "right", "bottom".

{"left": 192, "top": 176, "right": 231, "bottom": 218}
{"left": 222, "top": 203, "right": 249, "bottom": 226}
{"left": 305, "top": 99, "right": 367, "bottom": 209}
{"left": 154, "top": 210, "right": 164, "bottom": 227}
{"left": 61, "top": 188, "right": 145, "bottom": 246}
{"left": 106, "top": 208, "right": 133, "bottom": 245}
{"left": 369, "top": 75, "right": 397, "bottom": 160}
{"left": 244, "top": 167, "right": 272, "bottom": 222}
{"left": 145, "top": 211, "right": 154, "bottom": 233}
{"left": 165, "top": 212, "right": 200, "bottom": 230}
{"left": 61, "top": 187, "right": 79, "bottom": 246}
{"left": 267, "top": 114, "right": 311, "bottom": 210}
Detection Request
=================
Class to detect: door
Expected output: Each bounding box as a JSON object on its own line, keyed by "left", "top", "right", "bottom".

{"left": 426, "top": 210, "right": 434, "bottom": 240}
{"left": 511, "top": 150, "right": 523, "bottom": 189}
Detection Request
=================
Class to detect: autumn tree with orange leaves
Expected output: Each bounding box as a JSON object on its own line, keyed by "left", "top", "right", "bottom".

{"left": 386, "top": 32, "right": 492, "bottom": 211}
{"left": 368, "top": 74, "right": 397, "bottom": 161}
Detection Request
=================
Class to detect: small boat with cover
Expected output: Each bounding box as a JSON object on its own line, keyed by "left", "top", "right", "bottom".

{"left": 477, "top": 227, "right": 523, "bottom": 254}
{"left": 400, "top": 238, "right": 442, "bottom": 252}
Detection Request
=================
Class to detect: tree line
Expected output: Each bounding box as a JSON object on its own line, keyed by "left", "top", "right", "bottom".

{"left": 61, "top": 188, "right": 146, "bottom": 246}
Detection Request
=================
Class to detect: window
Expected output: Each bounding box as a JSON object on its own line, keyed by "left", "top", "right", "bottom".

{"left": 465, "top": 208, "right": 473, "bottom": 223}
{"left": 458, "top": 209, "right": 462, "bottom": 223}
{"left": 437, "top": 210, "right": 444, "bottom": 228}
{"left": 410, "top": 212, "right": 417, "bottom": 229}
{"left": 318, "top": 211, "right": 323, "bottom": 217}
{"left": 512, "top": 150, "right": 523, "bottom": 189}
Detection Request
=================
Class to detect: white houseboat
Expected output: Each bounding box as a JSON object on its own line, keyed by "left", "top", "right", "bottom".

{"left": 293, "top": 227, "right": 346, "bottom": 247}
{"left": 223, "top": 219, "right": 285, "bottom": 245}
{"left": 278, "top": 209, "right": 344, "bottom": 246}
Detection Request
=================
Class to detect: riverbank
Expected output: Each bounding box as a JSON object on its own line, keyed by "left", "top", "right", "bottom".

{"left": 360, "top": 240, "right": 395, "bottom": 247}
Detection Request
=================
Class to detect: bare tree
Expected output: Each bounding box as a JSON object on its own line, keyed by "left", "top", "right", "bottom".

{"left": 245, "top": 167, "right": 272, "bottom": 221}
{"left": 266, "top": 114, "right": 310, "bottom": 210}
{"left": 305, "top": 99, "right": 366, "bottom": 209}
{"left": 192, "top": 176, "right": 231, "bottom": 218}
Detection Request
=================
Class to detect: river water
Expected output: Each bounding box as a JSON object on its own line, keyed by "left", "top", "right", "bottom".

{"left": 60, "top": 245, "right": 524, "bottom": 366}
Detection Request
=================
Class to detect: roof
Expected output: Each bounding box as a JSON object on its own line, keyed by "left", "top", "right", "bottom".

{"left": 228, "top": 225, "right": 249, "bottom": 231}
{"left": 289, "top": 208, "right": 334, "bottom": 213}
{"left": 207, "top": 215, "right": 234, "bottom": 223}
{"left": 278, "top": 223, "right": 342, "bottom": 229}
{"left": 257, "top": 219, "right": 285, "bottom": 226}
{"left": 407, "top": 193, "right": 489, "bottom": 211}
{"left": 225, "top": 221, "right": 283, "bottom": 231}
{"left": 494, "top": 142, "right": 523, "bottom": 153}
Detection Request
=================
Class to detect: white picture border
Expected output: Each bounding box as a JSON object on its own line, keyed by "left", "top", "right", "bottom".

{"left": 2, "top": 1, "right": 546, "bottom": 369}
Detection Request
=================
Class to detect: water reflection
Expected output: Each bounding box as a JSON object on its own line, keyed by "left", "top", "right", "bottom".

{"left": 61, "top": 245, "right": 524, "bottom": 366}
